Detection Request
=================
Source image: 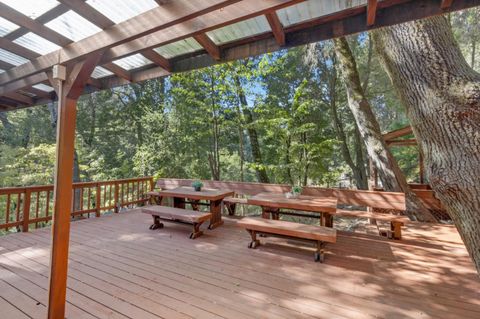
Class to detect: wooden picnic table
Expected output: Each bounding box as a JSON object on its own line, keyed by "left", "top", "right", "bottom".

{"left": 148, "top": 186, "right": 234, "bottom": 229}
{"left": 247, "top": 192, "right": 338, "bottom": 227}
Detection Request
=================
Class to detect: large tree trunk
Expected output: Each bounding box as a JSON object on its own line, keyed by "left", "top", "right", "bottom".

{"left": 372, "top": 16, "right": 480, "bottom": 273}
{"left": 233, "top": 74, "right": 269, "bottom": 183}
{"left": 333, "top": 37, "right": 436, "bottom": 222}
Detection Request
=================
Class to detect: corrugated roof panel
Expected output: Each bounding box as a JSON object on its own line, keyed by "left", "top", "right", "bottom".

{"left": 112, "top": 53, "right": 153, "bottom": 70}
{"left": 0, "top": 16, "right": 19, "bottom": 37}
{"left": 207, "top": 16, "right": 271, "bottom": 45}
{"left": 91, "top": 66, "right": 113, "bottom": 79}
{"left": 277, "top": 0, "right": 367, "bottom": 27}
{"left": 18, "top": 90, "right": 36, "bottom": 98}
{"left": 86, "top": 0, "right": 157, "bottom": 24}
{"left": 154, "top": 38, "right": 203, "bottom": 59}
{"left": 45, "top": 10, "right": 101, "bottom": 41}
{"left": 32, "top": 83, "right": 54, "bottom": 92}
{"left": 13, "top": 32, "right": 61, "bottom": 55}
{"left": 0, "top": 0, "right": 59, "bottom": 20}
{"left": 0, "top": 48, "right": 29, "bottom": 66}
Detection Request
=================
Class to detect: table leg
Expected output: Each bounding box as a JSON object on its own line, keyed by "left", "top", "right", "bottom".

{"left": 190, "top": 199, "right": 200, "bottom": 211}
{"left": 325, "top": 213, "right": 333, "bottom": 228}
{"left": 208, "top": 199, "right": 224, "bottom": 229}
{"left": 173, "top": 197, "right": 185, "bottom": 209}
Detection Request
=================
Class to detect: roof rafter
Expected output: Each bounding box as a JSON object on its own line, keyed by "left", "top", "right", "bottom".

{"left": 367, "top": 0, "right": 378, "bottom": 26}
{"left": 0, "top": 0, "right": 243, "bottom": 86}
{"left": 265, "top": 12, "right": 285, "bottom": 46}
{"left": 194, "top": 34, "right": 221, "bottom": 60}
{"left": 0, "top": 2, "right": 71, "bottom": 46}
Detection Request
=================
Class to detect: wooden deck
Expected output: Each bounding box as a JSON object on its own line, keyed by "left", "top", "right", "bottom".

{"left": 0, "top": 210, "right": 479, "bottom": 319}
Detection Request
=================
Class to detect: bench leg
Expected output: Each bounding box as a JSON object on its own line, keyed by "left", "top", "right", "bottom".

{"left": 190, "top": 221, "right": 204, "bottom": 239}
{"left": 190, "top": 199, "right": 200, "bottom": 211}
{"left": 247, "top": 230, "right": 260, "bottom": 249}
{"left": 314, "top": 241, "right": 326, "bottom": 263}
{"left": 391, "top": 222, "right": 402, "bottom": 240}
{"left": 149, "top": 215, "right": 164, "bottom": 230}
{"left": 225, "top": 203, "right": 236, "bottom": 216}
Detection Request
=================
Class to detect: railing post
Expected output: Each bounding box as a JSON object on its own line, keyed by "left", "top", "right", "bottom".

{"left": 22, "top": 189, "right": 31, "bottom": 232}
{"left": 95, "top": 183, "right": 101, "bottom": 217}
{"left": 114, "top": 181, "right": 119, "bottom": 213}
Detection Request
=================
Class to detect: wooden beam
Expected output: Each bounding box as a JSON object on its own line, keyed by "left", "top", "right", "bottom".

{"left": 441, "top": 0, "right": 454, "bottom": 9}
{"left": 387, "top": 138, "right": 417, "bottom": 147}
{"left": 0, "top": 2, "right": 71, "bottom": 46}
{"left": 0, "top": 0, "right": 241, "bottom": 86}
{"left": 367, "top": 0, "right": 378, "bottom": 26}
{"left": 0, "top": 37, "right": 40, "bottom": 60}
{"left": 194, "top": 34, "right": 221, "bottom": 60}
{"left": 3, "top": 92, "right": 35, "bottom": 105}
{"left": 0, "top": 73, "right": 49, "bottom": 96}
{"left": 4, "top": 4, "right": 69, "bottom": 41}
{"left": 382, "top": 125, "right": 413, "bottom": 141}
{"left": 265, "top": 12, "right": 285, "bottom": 46}
{"left": 102, "top": 63, "right": 132, "bottom": 82}
{"left": 141, "top": 50, "right": 173, "bottom": 72}
{"left": 47, "top": 53, "right": 102, "bottom": 319}
{"left": 102, "top": 0, "right": 303, "bottom": 63}
{"left": 58, "top": 0, "right": 114, "bottom": 29}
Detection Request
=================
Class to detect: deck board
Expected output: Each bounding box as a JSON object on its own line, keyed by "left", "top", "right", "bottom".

{"left": 0, "top": 210, "right": 479, "bottom": 319}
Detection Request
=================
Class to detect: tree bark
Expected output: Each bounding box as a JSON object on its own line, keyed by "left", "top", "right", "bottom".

{"left": 372, "top": 16, "right": 480, "bottom": 273}
{"left": 333, "top": 36, "right": 436, "bottom": 222}
{"left": 232, "top": 73, "right": 269, "bottom": 183}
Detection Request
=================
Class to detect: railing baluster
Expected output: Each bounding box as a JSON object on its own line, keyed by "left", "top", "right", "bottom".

{"left": 22, "top": 189, "right": 31, "bottom": 232}
{"left": 5, "top": 194, "right": 10, "bottom": 232}
{"left": 95, "top": 183, "right": 101, "bottom": 218}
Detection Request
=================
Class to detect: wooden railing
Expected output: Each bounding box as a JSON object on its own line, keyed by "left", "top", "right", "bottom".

{"left": 0, "top": 176, "right": 153, "bottom": 233}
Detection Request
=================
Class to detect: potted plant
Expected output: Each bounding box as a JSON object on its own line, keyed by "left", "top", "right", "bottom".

{"left": 291, "top": 185, "right": 302, "bottom": 198}
{"left": 192, "top": 180, "right": 203, "bottom": 192}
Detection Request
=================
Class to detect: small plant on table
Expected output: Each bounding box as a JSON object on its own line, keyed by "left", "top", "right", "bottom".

{"left": 192, "top": 180, "right": 204, "bottom": 191}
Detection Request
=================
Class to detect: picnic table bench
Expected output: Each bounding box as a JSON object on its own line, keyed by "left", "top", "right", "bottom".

{"left": 237, "top": 217, "right": 337, "bottom": 262}
{"left": 142, "top": 205, "right": 212, "bottom": 239}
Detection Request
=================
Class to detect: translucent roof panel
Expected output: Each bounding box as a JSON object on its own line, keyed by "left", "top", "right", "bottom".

{"left": 154, "top": 38, "right": 203, "bottom": 59}
{"left": 207, "top": 16, "right": 271, "bottom": 45}
{"left": 86, "top": 0, "right": 158, "bottom": 24}
{"left": 32, "top": 83, "right": 54, "bottom": 92}
{"left": 91, "top": 66, "right": 113, "bottom": 79}
{"left": 45, "top": 10, "right": 101, "bottom": 42}
{"left": 0, "top": 0, "right": 59, "bottom": 20}
{"left": 112, "top": 53, "right": 153, "bottom": 70}
{"left": 0, "top": 48, "right": 29, "bottom": 66}
{"left": 13, "top": 32, "right": 61, "bottom": 55}
{"left": 277, "top": 0, "right": 367, "bottom": 27}
{"left": 0, "top": 16, "right": 19, "bottom": 37}
{"left": 18, "top": 90, "right": 36, "bottom": 98}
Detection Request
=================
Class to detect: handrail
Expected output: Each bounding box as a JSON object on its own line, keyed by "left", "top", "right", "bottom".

{"left": 0, "top": 176, "right": 154, "bottom": 233}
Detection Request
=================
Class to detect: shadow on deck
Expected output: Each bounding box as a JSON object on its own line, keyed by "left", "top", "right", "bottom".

{"left": 0, "top": 210, "right": 479, "bottom": 319}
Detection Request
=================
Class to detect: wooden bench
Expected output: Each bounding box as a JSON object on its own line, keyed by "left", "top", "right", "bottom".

{"left": 142, "top": 205, "right": 212, "bottom": 239}
{"left": 237, "top": 217, "right": 337, "bottom": 262}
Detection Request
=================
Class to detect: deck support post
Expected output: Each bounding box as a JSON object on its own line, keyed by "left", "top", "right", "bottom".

{"left": 47, "top": 53, "right": 103, "bottom": 319}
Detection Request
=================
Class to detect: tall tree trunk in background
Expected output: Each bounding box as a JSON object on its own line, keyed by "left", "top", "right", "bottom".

{"left": 208, "top": 70, "right": 220, "bottom": 181}
{"left": 235, "top": 104, "right": 245, "bottom": 182}
{"left": 372, "top": 16, "right": 480, "bottom": 273}
{"left": 329, "top": 57, "right": 369, "bottom": 190}
{"left": 353, "top": 126, "right": 368, "bottom": 189}
{"left": 471, "top": 39, "right": 476, "bottom": 69}
{"left": 233, "top": 74, "right": 269, "bottom": 183}
{"left": 333, "top": 36, "right": 436, "bottom": 222}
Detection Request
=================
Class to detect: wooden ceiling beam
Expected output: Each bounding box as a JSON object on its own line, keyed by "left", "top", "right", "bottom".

{"left": 367, "top": 0, "right": 378, "bottom": 26}
{"left": 141, "top": 50, "right": 173, "bottom": 72}
{"left": 441, "top": 0, "right": 454, "bottom": 9}
{"left": 0, "top": 37, "right": 40, "bottom": 60}
{"left": 0, "top": 0, "right": 242, "bottom": 86}
{"left": 0, "top": 60, "right": 15, "bottom": 71}
{"left": 58, "top": 0, "right": 114, "bottom": 29}
{"left": 101, "top": 0, "right": 303, "bottom": 63}
{"left": 27, "top": 86, "right": 52, "bottom": 99}
{"left": 194, "top": 34, "right": 221, "bottom": 60}
{"left": 265, "top": 12, "right": 285, "bottom": 46}
{"left": 102, "top": 63, "right": 132, "bottom": 82}
{"left": 0, "top": 73, "right": 49, "bottom": 96}
{"left": 4, "top": 4, "right": 70, "bottom": 41}
{"left": 3, "top": 92, "right": 35, "bottom": 105}
{"left": 0, "top": 2, "right": 72, "bottom": 46}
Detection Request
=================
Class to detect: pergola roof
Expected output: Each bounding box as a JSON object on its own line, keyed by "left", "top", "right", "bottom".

{"left": 0, "top": 0, "right": 478, "bottom": 111}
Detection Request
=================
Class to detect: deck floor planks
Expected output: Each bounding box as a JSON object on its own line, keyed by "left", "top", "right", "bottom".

{"left": 0, "top": 210, "right": 479, "bottom": 319}
{"left": 0, "top": 296, "right": 31, "bottom": 319}
{"left": 76, "top": 216, "right": 480, "bottom": 318}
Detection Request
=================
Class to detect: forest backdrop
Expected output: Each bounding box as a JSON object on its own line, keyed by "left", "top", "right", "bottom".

{"left": 0, "top": 9, "right": 478, "bottom": 190}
